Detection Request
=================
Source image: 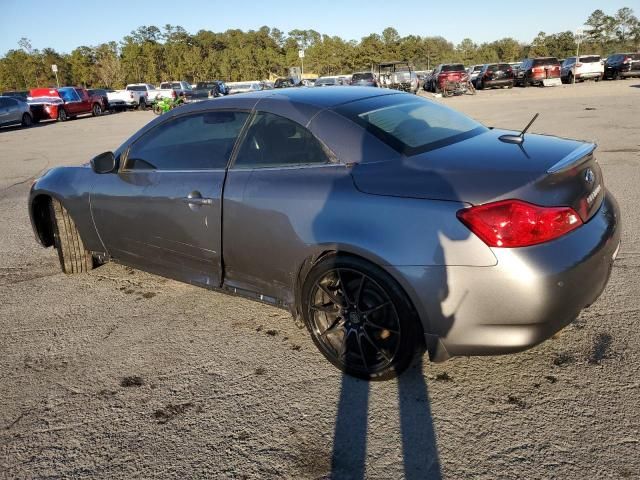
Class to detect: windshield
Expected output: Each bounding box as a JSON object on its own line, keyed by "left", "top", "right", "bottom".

{"left": 58, "top": 87, "right": 80, "bottom": 102}
{"left": 352, "top": 73, "right": 374, "bottom": 81}
{"left": 335, "top": 94, "right": 487, "bottom": 156}
{"left": 316, "top": 78, "right": 337, "bottom": 85}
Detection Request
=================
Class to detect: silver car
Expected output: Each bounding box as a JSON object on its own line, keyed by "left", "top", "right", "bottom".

{"left": 28, "top": 88, "right": 620, "bottom": 380}
{"left": 0, "top": 96, "right": 33, "bottom": 128}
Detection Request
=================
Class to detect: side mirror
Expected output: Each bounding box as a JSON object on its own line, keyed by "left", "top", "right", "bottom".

{"left": 91, "top": 151, "right": 116, "bottom": 174}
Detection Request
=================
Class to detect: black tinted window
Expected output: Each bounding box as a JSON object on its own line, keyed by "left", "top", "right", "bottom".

{"left": 441, "top": 64, "right": 465, "bottom": 72}
{"left": 126, "top": 111, "right": 249, "bottom": 171}
{"left": 127, "top": 86, "right": 146, "bottom": 91}
{"left": 352, "top": 73, "right": 374, "bottom": 81}
{"left": 532, "top": 57, "right": 559, "bottom": 67}
{"left": 336, "top": 95, "right": 486, "bottom": 156}
{"left": 580, "top": 56, "right": 600, "bottom": 63}
{"left": 234, "top": 112, "right": 331, "bottom": 168}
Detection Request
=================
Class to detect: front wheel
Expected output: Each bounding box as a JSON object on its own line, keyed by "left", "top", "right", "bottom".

{"left": 302, "top": 255, "right": 422, "bottom": 380}
{"left": 21, "top": 113, "right": 33, "bottom": 127}
{"left": 57, "top": 108, "right": 68, "bottom": 121}
{"left": 152, "top": 104, "right": 162, "bottom": 115}
{"left": 49, "top": 199, "right": 93, "bottom": 274}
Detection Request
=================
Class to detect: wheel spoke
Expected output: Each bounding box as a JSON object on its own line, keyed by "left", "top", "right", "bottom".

{"left": 356, "top": 333, "right": 368, "bottom": 370}
{"left": 317, "top": 281, "right": 345, "bottom": 308}
{"left": 336, "top": 269, "right": 352, "bottom": 305}
{"left": 319, "top": 316, "right": 345, "bottom": 339}
{"left": 362, "top": 301, "right": 391, "bottom": 316}
{"left": 310, "top": 302, "right": 336, "bottom": 313}
{"left": 354, "top": 274, "right": 366, "bottom": 309}
{"left": 362, "top": 328, "right": 392, "bottom": 363}
{"left": 337, "top": 329, "right": 350, "bottom": 360}
{"left": 364, "top": 318, "right": 399, "bottom": 335}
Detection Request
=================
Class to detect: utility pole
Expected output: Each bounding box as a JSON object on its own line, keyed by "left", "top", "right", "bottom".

{"left": 299, "top": 49, "right": 305, "bottom": 80}
{"left": 51, "top": 64, "right": 59, "bottom": 88}
{"left": 574, "top": 28, "right": 584, "bottom": 85}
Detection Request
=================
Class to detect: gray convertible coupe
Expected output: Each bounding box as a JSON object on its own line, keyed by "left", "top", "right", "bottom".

{"left": 29, "top": 87, "right": 620, "bottom": 380}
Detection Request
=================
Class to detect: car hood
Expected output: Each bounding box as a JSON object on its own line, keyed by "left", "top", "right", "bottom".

{"left": 350, "top": 128, "right": 590, "bottom": 207}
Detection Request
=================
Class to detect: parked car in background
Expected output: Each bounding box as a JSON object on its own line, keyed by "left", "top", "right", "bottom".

{"left": 274, "top": 77, "right": 298, "bottom": 88}
{"left": 0, "top": 95, "right": 34, "bottom": 127}
{"left": 106, "top": 86, "right": 148, "bottom": 110}
{"left": 604, "top": 53, "right": 640, "bottom": 80}
{"left": 516, "top": 57, "right": 561, "bottom": 87}
{"left": 226, "top": 81, "right": 263, "bottom": 94}
{"left": 425, "top": 64, "right": 466, "bottom": 93}
{"left": 350, "top": 72, "right": 378, "bottom": 87}
{"left": 87, "top": 88, "right": 110, "bottom": 112}
{"left": 474, "top": 63, "right": 514, "bottom": 89}
{"left": 315, "top": 76, "right": 342, "bottom": 87}
{"left": 128, "top": 83, "right": 175, "bottom": 105}
{"left": 2, "top": 90, "right": 29, "bottom": 100}
{"left": 561, "top": 55, "right": 604, "bottom": 83}
{"left": 191, "top": 81, "right": 228, "bottom": 99}
{"left": 28, "top": 87, "right": 103, "bottom": 121}
{"left": 468, "top": 65, "right": 484, "bottom": 84}
{"left": 159, "top": 81, "right": 194, "bottom": 100}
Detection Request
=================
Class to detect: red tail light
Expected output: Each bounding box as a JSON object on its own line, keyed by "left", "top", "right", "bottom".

{"left": 457, "top": 200, "right": 582, "bottom": 248}
{"left": 623, "top": 57, "right": 631, "bottom": 64}
{"left": 171, "top": 90, "right": 177, "bottom": 98}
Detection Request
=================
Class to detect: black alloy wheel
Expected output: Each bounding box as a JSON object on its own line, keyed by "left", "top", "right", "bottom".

{"left": 303, "top": 256, "right": 421, "bottom": 380}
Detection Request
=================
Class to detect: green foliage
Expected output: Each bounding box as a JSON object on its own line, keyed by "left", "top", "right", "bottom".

{"left": 1, "top": 7, "right": 638, "bottom": 91}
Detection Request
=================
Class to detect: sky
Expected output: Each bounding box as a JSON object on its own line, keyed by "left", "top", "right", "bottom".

{"left": 0, "top": 0, "right": 638, "bottom": 54}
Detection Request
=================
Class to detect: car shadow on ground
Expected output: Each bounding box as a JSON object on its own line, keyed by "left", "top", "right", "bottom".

{"left": 330, "top": 358, "right": 441, "bottom": 479}
{"left": 0, "top": 121, "right": 51, "bottom": 133}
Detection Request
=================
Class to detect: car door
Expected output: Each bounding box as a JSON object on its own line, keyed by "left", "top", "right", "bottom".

{"left": 0, "top": 98, "right": 11, "bottom": 125}
{"left": 75, "top": 88, "right": 91, "bottom": 113}
{"left": 91, "top": 109, "right": 250, "bottom": 287}
{"left": 223, "top": 110, "right": 350, "bottom": 304}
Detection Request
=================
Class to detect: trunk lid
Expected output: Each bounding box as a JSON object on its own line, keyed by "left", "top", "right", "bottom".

{"left": 351, "top": 129, "right": 604, "bottom": 222}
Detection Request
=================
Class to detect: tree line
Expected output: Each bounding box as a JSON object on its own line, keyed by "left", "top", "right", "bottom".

{"left": 0, "top": 7, "right": 638, "bottom": 91}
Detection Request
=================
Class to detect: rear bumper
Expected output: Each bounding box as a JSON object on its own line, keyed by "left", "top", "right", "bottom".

{"left": 620, "top": 70, "right": 640, "bottom": 77}
{"left": 393, "top": 192, "right": 620, "bottom": 361}
{"left": 484, "top": 78, "right": 513, "bottom": 86}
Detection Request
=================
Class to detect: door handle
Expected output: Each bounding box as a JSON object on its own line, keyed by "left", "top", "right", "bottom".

{"left": 182, "top": 191, "right": 213, "bottom": 210}
{"left": 182, "top": 197, "right": 213, "bottom": 205}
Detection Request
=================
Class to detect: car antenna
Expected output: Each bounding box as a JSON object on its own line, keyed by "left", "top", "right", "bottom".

{"left": 499, "top": 113, "right": 539, "bottom": 144}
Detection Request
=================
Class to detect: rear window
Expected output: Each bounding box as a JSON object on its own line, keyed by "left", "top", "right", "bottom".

{"left": 127, "top": 85, "right": 146, "bottom": 91}
{"left": 472, "top": 65, "right": 483, "bottom": 72}
{"left": 316, "top": 78, "right": 337, "bottom": 85}
{"left": 580, "top": 55, "right": 601, "bottom": 63}
{"left": 352, "top": 73, "right": 374, "bottom": 81}
{"left": 630, "top": 53, "right": 640, "bottom": 60}
{"left": 532, "top": 57, "right": 559, "bottom": 67}
{"left": 442, "top": 64, "right": 465, "bottom": 72}
{"left": 335, "top": 95, "right": 487, "bottom": 156}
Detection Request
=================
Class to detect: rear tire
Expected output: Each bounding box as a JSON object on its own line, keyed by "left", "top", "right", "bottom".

{"left": 302, "top": 255, "right": 423, "bottom": 380}
{"left": 138, "top": 98, "right": 146, "bottom": 110}
{"left": 21, "top": 113, "right": 33, "bottom": 127}
{"left": 92, "top": 103, "right": 102, "bottom": 116}
{"left": 49, "top": 199, "right": 93, "bottom": 274}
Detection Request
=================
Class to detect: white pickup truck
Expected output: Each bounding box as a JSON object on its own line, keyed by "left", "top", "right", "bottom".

{"left": 105, "top": 84, "right": 175, "bottom": 110}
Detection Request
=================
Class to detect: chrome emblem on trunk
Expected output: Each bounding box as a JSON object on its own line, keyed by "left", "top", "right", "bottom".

{"left": 584, "top": 168, "right": 595, "bottom": 185}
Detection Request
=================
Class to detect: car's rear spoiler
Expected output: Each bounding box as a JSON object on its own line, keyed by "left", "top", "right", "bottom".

{"left": 546, "top": 142, "right": 596, "bottom": 174}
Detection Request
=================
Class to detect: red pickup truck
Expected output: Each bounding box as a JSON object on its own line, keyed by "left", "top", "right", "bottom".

{"left": 28, "top": 86, "right": 105, "bottom": 122}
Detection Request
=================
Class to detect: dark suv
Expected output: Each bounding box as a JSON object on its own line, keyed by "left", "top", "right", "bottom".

{"left": 604, "top": 53, "right": 640, "bottom": 80}
{"left": 516, "top": 57, "right": 561, "bottom": 87}
{"left": 351, "top": 72, "right": 378, "bottom": 87}
{"left": 474, "top": 63, "right": 514, "bottom": 89}
{"left": 87, "top": 88, "right": 110, "bottom": 112}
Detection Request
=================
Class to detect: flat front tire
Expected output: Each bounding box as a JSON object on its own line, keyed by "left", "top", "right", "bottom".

{"left": 302, "top": 255, "right": 422, "bottom": 380}
{"left": 50, "top": 199, "right": 93, "bottom": 274}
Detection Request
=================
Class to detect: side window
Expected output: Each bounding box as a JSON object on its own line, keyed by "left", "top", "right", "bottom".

{"left": 125, "top": 111, "right": 249, "bottom": 171}
{"left": 233, "top": 112, "right": 332, "bottom": 169}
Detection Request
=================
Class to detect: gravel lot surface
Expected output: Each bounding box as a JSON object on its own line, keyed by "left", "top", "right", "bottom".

{"left": 1, "top": 81, "right": 639, "bottom": 479}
